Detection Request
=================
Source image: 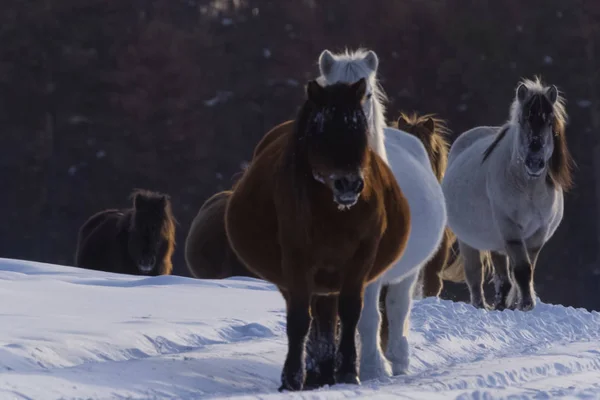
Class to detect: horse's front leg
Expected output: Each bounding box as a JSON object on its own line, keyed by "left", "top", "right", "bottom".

{"left": 357, "top": 278, "right": 391, "bottom": 381}
{"left": 504, "top": 239, "right": 535, "bottom": 311}
{"left": 337, "top": 239, "right": 379, "bottom": 385}
{"left": 491, "top": 252, "right": 511, "bottom": 310}
{"left": 279, "top": 270, "right": 312, "bottom": 392}
{"left": 304, "top": 294, "right": 338, "bottom": 389}
{"left": 385, "top": 271, "right": 418, "bottom": 375}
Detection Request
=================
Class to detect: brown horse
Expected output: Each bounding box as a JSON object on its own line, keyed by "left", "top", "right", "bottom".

{"left": 225, "top": 79, "right": 411, "bottom": 391}
{"left": 75, "top": 189, "right": 176, "bottom": 276}
{"left": 185, "top": 190, "right": 255, "bottom": 279}
{"left": 184, "top": 121, "right": 293, "bottom": 280}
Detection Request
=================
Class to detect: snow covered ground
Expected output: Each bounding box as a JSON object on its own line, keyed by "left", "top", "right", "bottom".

{"left": 0, "top": 257, "right": 599, "bottom": 399}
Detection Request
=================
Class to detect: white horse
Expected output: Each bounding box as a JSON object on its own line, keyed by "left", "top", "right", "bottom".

{"left": 441, "top": 77, "right": 574, "bottom": 311}
{"left": 317, "top": 49, "right": 447, "bottom": 380}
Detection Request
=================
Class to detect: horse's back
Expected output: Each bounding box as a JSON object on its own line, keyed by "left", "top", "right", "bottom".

{"left": 185, "top": 191, "right": 257, "bottom": 279}
{"left": 380, "top": 127, "right": 447, "bottom": 283}
{"left": 75, "top": 210, "right": 124, "bottom": 270}
{"left": 447, "top": 126, "right": 498, "bottom": 165}
{"left": 253, "top": 120, "right": 294, "bottom": 159}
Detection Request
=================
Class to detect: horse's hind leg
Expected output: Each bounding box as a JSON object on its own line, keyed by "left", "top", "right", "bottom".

{"left": 384, "top": 270, "right": 419, "bottom": 375}
{"left": 304, "top": 294, "right": 337, "bottom": 389}
{"left": 279, "top": 285, "right": 312, "bottom": 391}
{"left": 420, "top": 231, "right": 451, "bottom": 297}
{"left": 357, "top": 278, "right": 391, "bottom": 381}
{"left": 491, "top": 252, "right": 511, "bottom": 310}
{"left": 459, "top": 240, "right": 489, "bottom": 309}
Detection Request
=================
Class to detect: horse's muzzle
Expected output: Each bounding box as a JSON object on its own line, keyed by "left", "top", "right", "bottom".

{"left": 524, "top": 155, "right": 545, "bottom": 177}
{"left": 332, "top": 174, "right": 364, "bottom": 208}
{"left": 138, "top": 256, "right": 156, "bottom": 273}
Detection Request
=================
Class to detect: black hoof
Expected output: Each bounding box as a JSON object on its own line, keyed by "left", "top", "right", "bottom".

{"left": 471, "top": 300, "right": 491, "bottom": 310}
{"left": 519, "top": 298, "right": 535, "bottom": 311}
{"left": 279, "top": 370, "right": 304, "bottom": 392}
{"left": 493, "top": 299, "right": 507, "bottom": 311}
{"left": 305, "top": 369, "right": 335, "bottom": 390}
{"left": 336, "top": 372, "right": 360, "bottom": 385}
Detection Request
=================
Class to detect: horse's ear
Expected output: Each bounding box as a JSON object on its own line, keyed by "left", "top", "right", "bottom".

{"left": 396, "top": 115, "right": 410, "bottom": 131}
{"left": 306, "top": 80, "right": 325, "bottom": 104}
{"left": 364, "top": 50, "right": 379, "bottom": 72}
{"left": 546, "top": 85, "right": 558, "bottom": 104}
{"left": 351, "top": 78, "right": 367, "bottom": 102}
{"left": 318, "top": 50, "right": 335, "bottom": 76}
{"left": 422, "top": 117, "right": 435, "bottom": 133}
{"left": 516, "top": 83, "right": 528, "bottom": 102}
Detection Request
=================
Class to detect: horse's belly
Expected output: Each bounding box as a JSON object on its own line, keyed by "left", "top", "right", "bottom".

{"left": 379, "top": 138, "right": 447, "bottom": 284}
{"left": 226, "top": 180, "right": 282, "bottom": 285}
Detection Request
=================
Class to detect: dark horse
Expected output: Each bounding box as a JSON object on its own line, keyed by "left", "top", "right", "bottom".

{"left": 75, "top": 189, "right": 176, "bottom": 276}
{"left": 184, "top": 122, "right": 293, "bottom": 281}
{"left": 225, "top": 79, "right": 411, "bottom": 391}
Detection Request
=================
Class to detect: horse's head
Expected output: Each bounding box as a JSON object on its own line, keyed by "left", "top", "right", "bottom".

{"left": 302, "top": 78, "right": 370, "bottom": 210}
{"left": 128, "top": 190, "right": 171, "bottom": 274}
{"left": 513, "top": 80, "right": 560, "bottom": 178}
{"left": 317, "top": 49, "right": 385, "bottom": 139}
{"left": 397, "top": 114, "right": 436, "bottom": 147}
{"left": 396, "top": 113, "right": 450, "bottom": 181}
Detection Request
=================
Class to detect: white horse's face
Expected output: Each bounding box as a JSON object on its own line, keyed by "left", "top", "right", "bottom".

{"left": 516, "top": 84, "right": 558, "bottom": 177}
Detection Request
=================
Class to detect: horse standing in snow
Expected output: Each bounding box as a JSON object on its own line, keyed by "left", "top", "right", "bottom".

{"left": 441, "top": 77, "right": 574, "bottom": 311}
{"left": 394, "top": 113, "right": 456, "bottom": 299}
{"left": 315, "top": 49, "right": 447, "bottom": 381}
{"left": 185, "top": 190, "right": 255, "bottom": 279}
{"left": 75, "top": 189, "right": 176, "bottom": 276}
{"left": 225, "top": 79, "right": 411, "bottom": 391}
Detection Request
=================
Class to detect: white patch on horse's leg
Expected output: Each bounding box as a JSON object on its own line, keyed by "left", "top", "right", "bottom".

{"left": 385, "top": 271, "right": 418, "bottom": 376}
{"left": 357, "top": 279, "right": 391, "bottom": 381}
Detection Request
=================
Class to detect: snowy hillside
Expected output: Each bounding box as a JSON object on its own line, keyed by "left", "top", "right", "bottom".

{"left": 0, "top": 258, "right": 599, "bottom": 399}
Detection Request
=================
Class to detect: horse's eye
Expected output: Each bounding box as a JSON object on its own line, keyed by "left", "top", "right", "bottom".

{"left": 366, "top": 93, "right": 372, "bottom": 100}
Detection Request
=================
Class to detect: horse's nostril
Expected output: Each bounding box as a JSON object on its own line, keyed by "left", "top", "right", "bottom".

{"left": 354, "top": 178, "right": 364, "bottom": 193}
{"left": 537, "top": 159, "right": 545, "bottom": 169}
{"left": 334, "top": 178, "right": 346, "bottom": 192}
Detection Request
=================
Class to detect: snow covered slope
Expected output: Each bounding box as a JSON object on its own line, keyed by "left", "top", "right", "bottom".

{"left": 0, "top": 257, "right": 599, "bottom": 399}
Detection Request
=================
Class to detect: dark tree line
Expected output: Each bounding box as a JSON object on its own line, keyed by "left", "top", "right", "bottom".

{"left": 1, "top": 0, "right": 599, "bottom": 309}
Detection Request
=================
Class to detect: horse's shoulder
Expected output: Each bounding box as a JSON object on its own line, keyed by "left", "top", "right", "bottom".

{"left": 253, "top": 120, "right": 294, "bottom": 159}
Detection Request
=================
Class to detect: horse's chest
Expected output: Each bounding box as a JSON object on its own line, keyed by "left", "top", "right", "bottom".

{"left": 507, "top": 194, "right": 552, "bottom": 237}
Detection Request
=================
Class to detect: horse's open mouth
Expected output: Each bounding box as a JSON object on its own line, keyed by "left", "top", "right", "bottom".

{"left": 525, "top": 167, "right": 544, "bottom": 178}
{"left": 334, "top": 194, "right": 359, "bottom": 210}
{"left": 138, "top": 265, "right": 154, "bottom": 273}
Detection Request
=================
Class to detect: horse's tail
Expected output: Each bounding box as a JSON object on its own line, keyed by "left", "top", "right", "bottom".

{"left": 439, "top": 243, "right": 494, "bottom": 283}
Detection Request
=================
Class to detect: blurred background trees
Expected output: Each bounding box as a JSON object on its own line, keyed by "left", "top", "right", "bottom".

{"left": 2, "top": 0, "right": 599, "bottom": 309}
